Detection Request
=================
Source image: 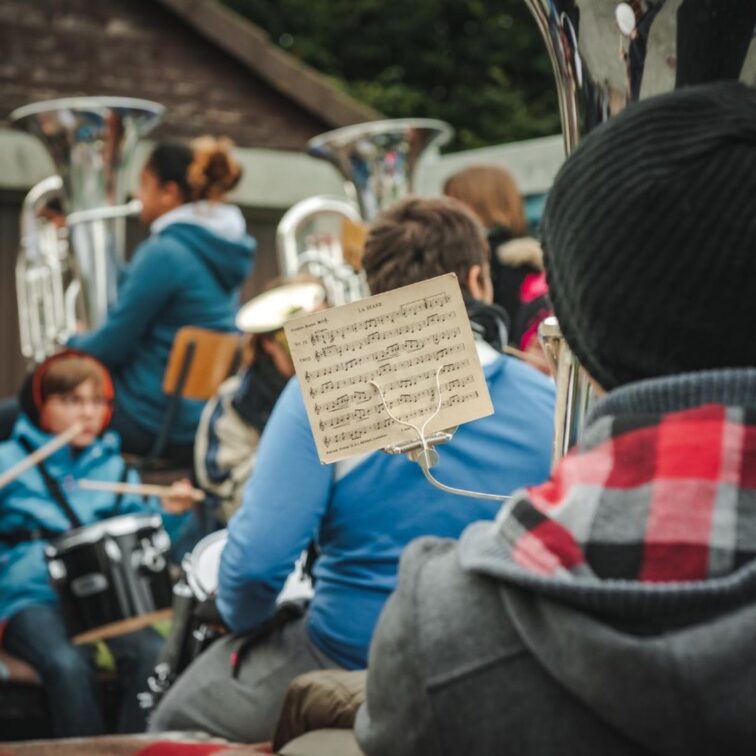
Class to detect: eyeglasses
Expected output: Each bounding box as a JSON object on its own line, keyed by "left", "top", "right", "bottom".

{"left": 48, "top": 394, "right": 111, "bottom": 410}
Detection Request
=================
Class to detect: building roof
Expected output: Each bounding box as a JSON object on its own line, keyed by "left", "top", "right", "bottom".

{"left": 157, "top": 0, "right": 381, "bottom": 129}
{"left": 0, "top": 0, "right": 380, "bottom": 150}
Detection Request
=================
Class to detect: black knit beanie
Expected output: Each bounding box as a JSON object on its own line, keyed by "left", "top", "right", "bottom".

{"left": 542, "top": 82, "right": 756, "bottom": 391}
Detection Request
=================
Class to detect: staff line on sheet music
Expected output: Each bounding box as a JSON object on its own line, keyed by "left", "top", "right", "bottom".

{"left": 308, "top": 292, "right": 452, "bottom": 345}
{"left": 311, "top": 311, "right": 457, "bottom": 359}
{"left": 314, "top": 365, "right": 473, "bottom": 416}
{"left": 322, "top": 390, "right": 480, "bottom": 448}
{"left": 307, "top": 344, "right": 467, "bottom": 392}
{"left": 318, "top": 375, "right": 477, "bottom": 430}
{"left": 312, "top": 325, "right": 461, "bottom": 362}
{"left": 304, "top": 328, "right": 462, "bottom": 378}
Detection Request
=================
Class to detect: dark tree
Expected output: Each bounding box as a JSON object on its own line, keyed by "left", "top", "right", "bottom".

{"left": 223, "top": 0, "right": 560, "bottom": 151}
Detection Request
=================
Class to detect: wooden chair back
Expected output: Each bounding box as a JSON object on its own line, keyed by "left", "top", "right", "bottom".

{"left": 162, "top": 326, "right": 243, "bottom": 401}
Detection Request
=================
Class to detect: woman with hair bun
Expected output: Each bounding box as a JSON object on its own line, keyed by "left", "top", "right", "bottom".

{"left": 68, "top": 136, "right": 256, "bottom": 459}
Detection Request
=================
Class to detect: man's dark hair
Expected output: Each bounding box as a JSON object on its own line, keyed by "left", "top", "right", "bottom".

{"left": 362, "top": 196, "right": 489, "bottom": 296}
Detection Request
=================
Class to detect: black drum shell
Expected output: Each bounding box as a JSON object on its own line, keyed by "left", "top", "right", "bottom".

{"left": 45, "top": 514, "right": 172, "bottom": 638}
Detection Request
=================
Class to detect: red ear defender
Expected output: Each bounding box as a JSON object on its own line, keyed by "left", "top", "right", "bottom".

{"left": 97, "top": 360, "right": 115, "bottom": 432}
{"left": 32, "top": 350, "right": 115, "bottom": 434}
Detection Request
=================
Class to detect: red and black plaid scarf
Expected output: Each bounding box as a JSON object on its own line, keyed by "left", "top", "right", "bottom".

{"left": 498, "top": 403, "right": 756, "bottom": 583}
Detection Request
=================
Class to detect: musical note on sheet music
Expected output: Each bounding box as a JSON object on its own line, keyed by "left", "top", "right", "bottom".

{"left": 284, "top": 274, "right": 494, "bottom": 463}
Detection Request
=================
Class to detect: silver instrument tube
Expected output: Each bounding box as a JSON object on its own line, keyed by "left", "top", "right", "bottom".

{"left": 526, "top": 0, "right": 756, "bottom": 462}
{"left": 11, "top": 97, "right": 164, "bottom": 363}
{"left": 277, "top": 118, "right": 453, "bottom": 304}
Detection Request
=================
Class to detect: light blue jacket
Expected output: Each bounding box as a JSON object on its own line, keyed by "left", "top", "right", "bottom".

{"left": 0, "top": 415, "right": 159, "bottom": 623}
{"left": 218, "top": 343, "right": 555, "bottom": 669}
{"left": 69, "top": 203, "right": 256, "bottom": 444}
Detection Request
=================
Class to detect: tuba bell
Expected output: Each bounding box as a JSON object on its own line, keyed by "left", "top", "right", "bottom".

{"left": 528, "top": 0, "right": 756, "bottom": 461}
{"left": 276, "top": 118, "right": 453, "bottom": 305}
{"left": 10, "top": 97, "right": 164, "bottom": 364}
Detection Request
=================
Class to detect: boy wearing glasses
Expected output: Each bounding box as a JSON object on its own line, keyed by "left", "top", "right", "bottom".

{"left": 0, "top": 351, "right": 190, "bottom": 736}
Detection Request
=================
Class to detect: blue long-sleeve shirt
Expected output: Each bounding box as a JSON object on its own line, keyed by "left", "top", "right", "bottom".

{"left": 218, "top": 343, "right": 555, "bottom": 669}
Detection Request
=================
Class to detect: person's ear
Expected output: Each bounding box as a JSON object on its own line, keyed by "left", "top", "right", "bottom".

{"left": 160, "top": 180, "right": 184, "bottom": 209}
{"left": 466, "top": 264, "right": 493, "bottom": 304}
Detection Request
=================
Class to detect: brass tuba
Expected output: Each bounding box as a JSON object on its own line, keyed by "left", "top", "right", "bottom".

{"left": 527, "top": 0, "right": 756, "bottom": 461}
{"left": 11, "top": 97, "right": 164, "bottom": 364}
{"left": 276, "top": 118, "right": 453, "bottom": 305}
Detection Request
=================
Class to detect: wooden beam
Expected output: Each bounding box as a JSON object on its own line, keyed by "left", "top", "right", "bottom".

{"left": 154, "top": 0, "right": 381, "bottom": 128}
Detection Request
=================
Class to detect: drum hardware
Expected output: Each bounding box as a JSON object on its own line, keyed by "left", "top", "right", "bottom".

{"left": 104, "top": 539, "right": 122, "bottom": 563}
{"left": 141, "top": 530, "right": 314, "bottom": 711}
{"left": 71, "top": 573, "right": 108, "bottom": 598}
{"left": 141, "top": 530, "right": 228, "bottom": 711}
{"left": 136, "top": 538, "right": 167, "bottom": 574}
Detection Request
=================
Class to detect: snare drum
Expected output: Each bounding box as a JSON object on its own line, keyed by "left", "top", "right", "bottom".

{"left": 184, "top": 529, "right": 314, "bottom": 607}
{"left": 144, "top": 529, "right": 314, "bottom": 708}
{"left": 142, "top": 530, "right": 229, "bottom": 708}
{"left": 185, "top": 529, "right": 315, "bottom": 607}
{"left": 177, "top": 529, "right": 229, "bottom": 669}
{"left": 185, "top": 528, "right": 226, "bottom": 603}
{"left": 45, "top": 514, "right": 173, "bottom": 643}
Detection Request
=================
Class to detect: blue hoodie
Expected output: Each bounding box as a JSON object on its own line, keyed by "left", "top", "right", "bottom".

{"left": 69, "top": 203, "right": 256, "bottom": 444}
{"left": 0, "top": 415, "right": 161, "bottom": 623}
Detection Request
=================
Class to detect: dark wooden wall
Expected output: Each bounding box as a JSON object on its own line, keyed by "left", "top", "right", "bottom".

{"left": 0, "top": 0, "right": 331, "bottom": 149}
{"left": 0, "top": 194, "right": 283, "bottom": 397}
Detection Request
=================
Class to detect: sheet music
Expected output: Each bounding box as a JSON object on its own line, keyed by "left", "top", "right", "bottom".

{"left": 285, "top": 274, "right": 493, "bottom": 463}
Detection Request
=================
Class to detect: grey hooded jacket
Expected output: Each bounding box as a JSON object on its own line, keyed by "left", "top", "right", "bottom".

{"left": 355, "top": 370, "right": 756, "bottom": 755}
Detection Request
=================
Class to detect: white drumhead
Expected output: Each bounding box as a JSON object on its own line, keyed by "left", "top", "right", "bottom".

{"left": 50, "top": 513, "right": 163, "bottom": 552}
{"left": 185, "top": 530, "right": 314, "bottom": 605}
{"left": 185, "top": 529, "right": 228, "bottom": 600}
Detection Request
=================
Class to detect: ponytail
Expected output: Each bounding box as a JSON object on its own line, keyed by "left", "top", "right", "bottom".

{"left": 187, "top": 136, "right": 243, "bottom": 201}
{"left": 145, "top": 136, "right": 243, "bottom": 203}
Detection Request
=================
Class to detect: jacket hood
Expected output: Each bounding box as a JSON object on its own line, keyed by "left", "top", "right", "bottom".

{"left": 460, "top": 521, "right": 756, "bottom": 754}
{"left": 154, "top": 203, "right": 256, "bottom": 290}
{"left": 458, "top": 367, "right": 756, "bottom": 754}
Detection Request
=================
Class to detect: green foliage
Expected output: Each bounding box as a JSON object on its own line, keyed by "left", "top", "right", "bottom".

{"left": 223, "top": 0, "right": 560, "bottom": 151}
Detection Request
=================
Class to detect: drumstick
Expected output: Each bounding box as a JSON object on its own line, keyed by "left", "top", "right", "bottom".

{"left": 78, "top": 479, "right": 206, "bottom": 502}
{"left": 0, "top": 422, "right": 83, "bottom": 490}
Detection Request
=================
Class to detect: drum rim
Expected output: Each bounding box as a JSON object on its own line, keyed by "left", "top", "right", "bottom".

{"left": 47, "top": 513, "right": 164, "bottom": 552}
{"left": 185, "top": 529, "right": 228, "bottom": 600}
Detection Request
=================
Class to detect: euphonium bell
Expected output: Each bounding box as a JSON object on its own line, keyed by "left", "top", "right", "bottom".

{"left": 277, "top": 118, "right": 452, "bottom": 305}
{"left": 527, "top": 0, "right": 756, "bottom": 462}
{"left": 11, "top": 96, "right": 164, "bottom": 363}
